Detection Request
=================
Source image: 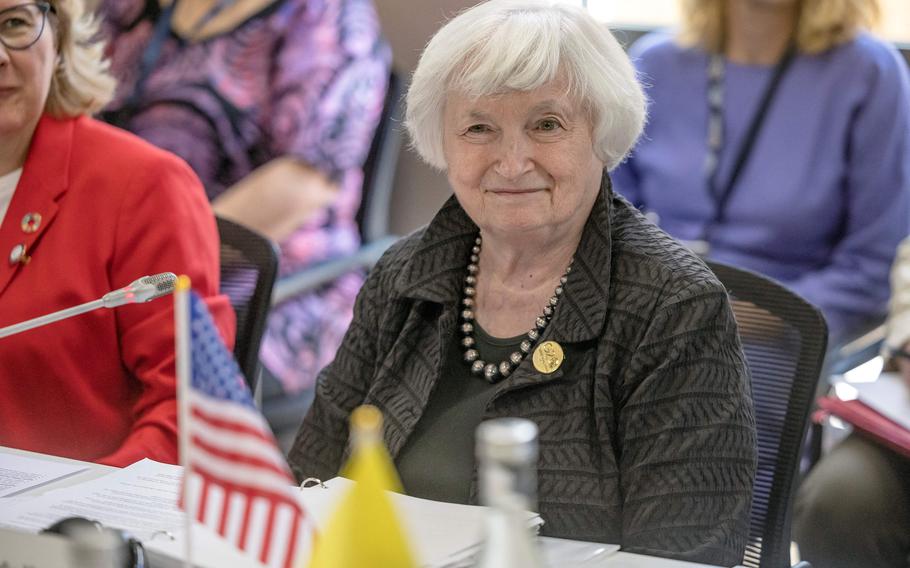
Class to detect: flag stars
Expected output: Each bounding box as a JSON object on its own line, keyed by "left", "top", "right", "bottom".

{"left": 182, "top": 290, "right": 308, "bottom": 568}
{"left": 188, "top": 295, "right": 255, "bottom": 409}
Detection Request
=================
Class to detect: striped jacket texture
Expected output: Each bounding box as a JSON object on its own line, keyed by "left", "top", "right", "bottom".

{"left": 289, "top": 176, "right": 757, "bottom": 567}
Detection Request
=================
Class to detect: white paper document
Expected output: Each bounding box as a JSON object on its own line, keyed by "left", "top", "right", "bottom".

{"left": 0, "top": 460, "right": 551, "bottom": 568}
{"left": 855, "top": 372, "right": 910, "bottom": 431}
{"left": 0, "top": 458, "right": 184, "bottom": 538}
{"left": 0, "top": 459, "right": 262, "bottom": 568}
{"left": 299, "top": 476, "right": 547, "bottom": 568}
{"left": 539, "top": 538, "right": 623, "bottom": 567}
{"left": 0, "top": 453, "right": 88, "bottom": 497}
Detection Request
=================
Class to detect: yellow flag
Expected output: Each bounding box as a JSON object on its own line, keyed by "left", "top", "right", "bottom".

{"left": 307, "top": 405, "right": 417, "bottom": 568}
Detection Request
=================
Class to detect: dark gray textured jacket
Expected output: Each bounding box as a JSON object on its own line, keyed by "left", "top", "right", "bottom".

{"left": 289, "top": 178, "right": 756, "bottom": 567}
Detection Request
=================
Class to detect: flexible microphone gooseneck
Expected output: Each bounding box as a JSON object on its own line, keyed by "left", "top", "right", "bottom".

{"left": 0, "top": 273, "right": 178, "bottom": 339}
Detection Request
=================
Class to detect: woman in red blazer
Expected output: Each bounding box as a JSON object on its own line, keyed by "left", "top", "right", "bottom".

{"left": 0, "top": 0, "right": 234, "bottom": 466}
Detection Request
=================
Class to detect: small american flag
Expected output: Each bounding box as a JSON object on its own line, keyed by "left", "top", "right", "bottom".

{"left": 179, "top": 289, "right": 309, "bottom": 568}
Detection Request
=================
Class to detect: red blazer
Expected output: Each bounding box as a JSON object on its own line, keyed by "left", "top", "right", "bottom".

{"left": 0, "top": 115, "right": 235, "bottom": 466}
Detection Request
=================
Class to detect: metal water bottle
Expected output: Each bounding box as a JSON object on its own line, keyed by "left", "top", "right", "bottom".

{"left": 473, "top": 417, "right": 545, "bottom": 568}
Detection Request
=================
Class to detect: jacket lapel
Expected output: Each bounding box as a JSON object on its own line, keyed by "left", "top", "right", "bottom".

{"left": 545, "top": 172, "right": 614, "bottom": 345}
{"left": 393, "top": 196, "right": 478, "bottom": 305}
{"left": 506, "top": 173, "right": 615, "bottom": 394}
{"left": 389, "top": 172, "right": 616, "bottom": 396}
{"left": 371, "top": 202, "right": 473, "bottom": 456}
{"left": 0, "top": 115, "right": 72, "bottom": 297}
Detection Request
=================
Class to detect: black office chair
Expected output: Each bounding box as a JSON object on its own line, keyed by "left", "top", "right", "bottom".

{"left": 357, "top": 70, "right": 405, "bottom": 246}
{"left": 217, "top": 216, "right": 279, "bottom": 392}
{"left": 707, "top": 261, "right": 827, "bottom": 568}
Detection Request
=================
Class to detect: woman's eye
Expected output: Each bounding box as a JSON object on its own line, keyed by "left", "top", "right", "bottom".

{"left": 537, "top": 118, "right": 563, "bottom": 132}
{"left": 466, "top": 124, "right": 490, "bottom": 134}
{"left": 1, "top": 17, "right": 28, "bottom": 29}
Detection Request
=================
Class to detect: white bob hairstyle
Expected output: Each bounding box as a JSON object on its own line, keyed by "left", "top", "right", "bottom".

{"left": 405, "top": 0, "right": 646, "bottom": 172}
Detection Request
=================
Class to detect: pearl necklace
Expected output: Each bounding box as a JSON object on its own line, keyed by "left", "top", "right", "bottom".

{"left": 460, "top": 236, "right": 572, "bottom": 383}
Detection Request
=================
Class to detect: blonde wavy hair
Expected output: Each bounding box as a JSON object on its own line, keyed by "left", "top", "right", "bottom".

{"left": 44, "top": 0, "right": 116, "bottom": 117}
{"left": 679, "top": 0, "right": 880, "bottom": 55}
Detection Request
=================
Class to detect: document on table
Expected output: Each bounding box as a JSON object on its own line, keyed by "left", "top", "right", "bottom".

{"left": 0, "top": 458, "right": 184, "bottom": 538}
{"left": 0, "top": 459, "right": 261, "bottom": 568}
{"left": 0, "top": 453, "right": 88, "bottom": 497}
{"left": 0, "top": 459, "right": 578, "bottom": 568}
{"left": 299, "top": 476, "right": 548, "bottom": 568}
{"left": 856, "top": 372, "right": 910, "bottom": 431}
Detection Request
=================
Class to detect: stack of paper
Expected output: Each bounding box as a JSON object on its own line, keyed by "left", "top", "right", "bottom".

{"left": 0, "top": 459, "right": 252, "bottom": 568}
{"left": 822, "top": 372, "right": 910, "bottom": 458}
{"left": 299, "top": 477, "right": 545, "bottom": 567}
{"left": 0, "top": 452, "right": 88, "bottom": 497}
{"left": 853, "top": 372, "right": 910, "bottom": 431}
{"left": 0, "top": 459, "right": 551, "bottom": 568}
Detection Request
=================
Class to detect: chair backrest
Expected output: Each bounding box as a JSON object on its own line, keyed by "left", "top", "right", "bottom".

{"left": 216, "top": 216, "right": 279, "bottom": 391}
{"left": 356, "top": 70, "right": 404, "bottom": 244}
{"left": 706, "top": 261, "right": 828, "bottom": 568}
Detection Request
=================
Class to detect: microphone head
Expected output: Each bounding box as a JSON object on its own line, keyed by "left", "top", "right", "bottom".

{"left": 102, "top": 272, "right": 179, "bottom": 308}
{"left": 132, "top": 272, "right": 178, "bottom": 302}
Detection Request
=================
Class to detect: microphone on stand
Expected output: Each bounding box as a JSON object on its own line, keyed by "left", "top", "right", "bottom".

{"left": 0, "top": 273, "right": 178, "bottom": 339}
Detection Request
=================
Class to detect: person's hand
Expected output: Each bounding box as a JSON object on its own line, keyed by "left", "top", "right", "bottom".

{"left": 213, "top": 157, "right": 338, "bottom": 242}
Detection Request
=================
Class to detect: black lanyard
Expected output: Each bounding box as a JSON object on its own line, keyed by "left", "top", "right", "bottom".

{"left": 695, "top": 45, "right": 797, "bottom": 252}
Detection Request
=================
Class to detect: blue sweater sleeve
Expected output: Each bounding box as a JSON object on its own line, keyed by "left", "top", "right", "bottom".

{"left": 789, "top": 41, "right": 910, "bottom": 341}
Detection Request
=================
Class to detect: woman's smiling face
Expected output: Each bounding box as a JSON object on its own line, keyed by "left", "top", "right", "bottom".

{"left": 442, "top": 76, "right": 605, "bottom": 239}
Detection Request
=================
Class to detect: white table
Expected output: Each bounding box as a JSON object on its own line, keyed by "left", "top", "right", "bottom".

{"left": 0, "top": 446, "right": 736, "bottom": 568}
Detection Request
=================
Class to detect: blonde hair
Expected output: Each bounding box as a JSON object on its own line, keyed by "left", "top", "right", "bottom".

{"left": 406, "top": 0, "right": 646, "bottom": 171}
{"left": 45, "top": 0, "right": 116, "bottom": 117}
{"left": 679, "top": 0, "right": 880, "bottom": 55}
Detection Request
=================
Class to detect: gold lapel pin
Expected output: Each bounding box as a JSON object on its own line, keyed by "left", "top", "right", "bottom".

{"left": 21, "top": 212, "right": 41, "bottom": 234}
{"left": 532, "top": 340, "right": 564, "bottom": 374}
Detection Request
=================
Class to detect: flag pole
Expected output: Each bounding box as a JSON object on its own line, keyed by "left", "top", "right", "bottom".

{"left": 175, "top": 275, "right": 195, "bottom": 568}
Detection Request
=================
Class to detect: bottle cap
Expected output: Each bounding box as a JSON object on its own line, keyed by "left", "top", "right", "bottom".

{"left": 350, "top": 405, "right": 383, "bottom": 445}
{"left": 476, "top": 418, "right": 538, "bottom": 464}
{"left": 351, "top": 404, "right": 382, "bottom": 429}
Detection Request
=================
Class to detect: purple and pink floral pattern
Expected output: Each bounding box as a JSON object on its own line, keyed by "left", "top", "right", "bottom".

{"left": 101, "top": 0, "right": 391, "bottom": 393}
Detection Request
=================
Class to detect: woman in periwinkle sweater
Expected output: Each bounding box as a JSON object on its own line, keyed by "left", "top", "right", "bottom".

{"left": 612, "top": 0, "right": 910, "bottom": 347}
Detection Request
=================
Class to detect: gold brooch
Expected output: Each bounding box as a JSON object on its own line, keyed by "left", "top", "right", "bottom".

{"left": 532, "top": 340, "right": 564, "bottom": 374}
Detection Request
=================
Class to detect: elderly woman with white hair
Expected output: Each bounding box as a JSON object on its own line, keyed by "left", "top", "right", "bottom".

{"left": 290, "top": 1, "right": 756, "bottom": 564}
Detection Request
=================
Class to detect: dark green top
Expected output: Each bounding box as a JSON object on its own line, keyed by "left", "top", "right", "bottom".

{"left": 395, "top": 325, "right": 523, "bottom": 504}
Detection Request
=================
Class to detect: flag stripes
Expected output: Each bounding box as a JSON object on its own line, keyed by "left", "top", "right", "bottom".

{"left": 179, "top": 290, "right": 312, "bottom": 568}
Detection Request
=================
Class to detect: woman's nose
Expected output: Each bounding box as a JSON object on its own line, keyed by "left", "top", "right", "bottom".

{"left": 494, "top": 132, "right": 534, "bottom": 179}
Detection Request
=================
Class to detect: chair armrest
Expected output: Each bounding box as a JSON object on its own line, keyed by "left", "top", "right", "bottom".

{"left": 271, "top": 236, "right": 397, "bottom": 306}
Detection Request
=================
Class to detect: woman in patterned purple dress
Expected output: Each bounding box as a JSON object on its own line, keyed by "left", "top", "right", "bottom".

{"left": 99, "top": 0, "right": 391, "bottom": 398}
